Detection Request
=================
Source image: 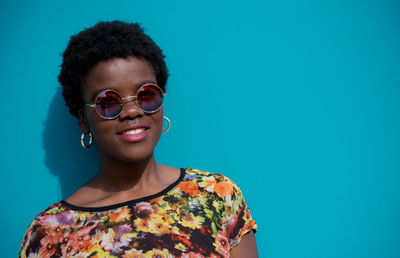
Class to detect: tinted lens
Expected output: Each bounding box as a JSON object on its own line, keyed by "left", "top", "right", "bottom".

{"left": 137, "top": 85, "right": 164, "bottom": 112}
{"left": 95, "top": 90, "right": 123, "bottom": 118}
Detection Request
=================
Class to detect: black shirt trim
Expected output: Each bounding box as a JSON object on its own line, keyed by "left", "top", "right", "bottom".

{"left": 60, "top": 168, "right": 186, "bottom": 212}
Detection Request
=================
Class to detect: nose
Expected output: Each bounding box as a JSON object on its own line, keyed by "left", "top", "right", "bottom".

{"left": 118, "top": 98, "right": 144, "bottom": 119}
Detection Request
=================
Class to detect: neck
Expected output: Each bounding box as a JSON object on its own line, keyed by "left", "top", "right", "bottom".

{"left": 94, "top": 151, "right": 159, "bottom": 192}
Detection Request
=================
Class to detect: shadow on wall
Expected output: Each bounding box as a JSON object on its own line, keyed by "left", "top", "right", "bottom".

{"left": 42, "top": 87, "right": 99, "bottom": 199}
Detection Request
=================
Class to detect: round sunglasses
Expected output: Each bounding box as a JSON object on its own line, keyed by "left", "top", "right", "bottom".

{"left": 85, "top": 84, "right": 166, "bottom": 119}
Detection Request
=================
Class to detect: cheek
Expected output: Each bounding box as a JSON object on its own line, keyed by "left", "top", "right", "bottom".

{"left": 84, "top": 109, "right": 97, "bottom": 129}
{"left": 150, "top": 114, "right": 163, "bottom": 140}
{"left": 158, "top": 115, "right": 164, "bottom": 130}
{"left": 85, "top": 121, "right": 101, "bottom": 139}
{"left": 83, "top": 111, "right": 111, "bottom": 143}
{"left": 155, "top": 112, "right": 165, "bottom": 133}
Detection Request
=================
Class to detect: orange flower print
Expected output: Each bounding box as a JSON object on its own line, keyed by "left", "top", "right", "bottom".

{"left": 108, "top": 207, "right": 131, "bottom": 222}
{"left": 214, "top": 181, "right": 234, "bottom": 198}
{"left": 20, "top": 169, "right": 257, "bottom": 258}
{"left": 178, "top": 181, "right": 200, "bottom": 196}
{"left": 61, "top": 223, "right": 96, "bottom": 255}
{"left": 204, "top": 179, "right": 217, "bottom": 191}
{"left": 39, "top": 236, "right": 58, "bottom": 257}
{"left": 48, "top": 225, "right": 71, "bottom": 243}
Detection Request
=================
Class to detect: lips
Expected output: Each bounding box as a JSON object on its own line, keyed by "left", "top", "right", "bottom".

{"left": 117, "top": 125, "right": 150, "bottom": 143}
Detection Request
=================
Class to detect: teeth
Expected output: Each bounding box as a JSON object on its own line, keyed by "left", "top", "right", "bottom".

{"left": 121, "top": 128, "right": 145, "bottom": 135}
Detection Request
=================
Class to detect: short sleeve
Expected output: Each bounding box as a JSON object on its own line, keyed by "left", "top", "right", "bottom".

{"left": 19, "top": 215, "right": 41, "bottom": 257}
{"left": 222, "top": 178, "right": 257, "bottom": 250}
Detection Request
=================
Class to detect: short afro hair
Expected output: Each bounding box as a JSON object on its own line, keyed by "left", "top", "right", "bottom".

{"left": 58, "top": 21, "right": 168, "bottom": 118}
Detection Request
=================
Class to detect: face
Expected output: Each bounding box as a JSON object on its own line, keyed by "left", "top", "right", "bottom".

{"left": 79, "top": 56, "right": 163, "bottom": 163}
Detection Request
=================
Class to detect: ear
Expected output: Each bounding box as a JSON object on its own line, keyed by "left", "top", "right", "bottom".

{"left": 78, "top": 109, "right": 90, "bottom": 133}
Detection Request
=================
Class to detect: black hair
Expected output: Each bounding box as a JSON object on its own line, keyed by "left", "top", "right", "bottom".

{"left": 58, "top": 21, "right": 168, "bottom": 118}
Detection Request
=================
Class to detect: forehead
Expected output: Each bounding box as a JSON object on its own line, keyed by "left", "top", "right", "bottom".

{"left": 82, "top": 56, "right": 156, "bottom": 100}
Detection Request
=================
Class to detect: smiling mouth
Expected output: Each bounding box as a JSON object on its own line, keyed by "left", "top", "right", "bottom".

{"left": 120, "top": 128, "right": 148, "bottom": 135}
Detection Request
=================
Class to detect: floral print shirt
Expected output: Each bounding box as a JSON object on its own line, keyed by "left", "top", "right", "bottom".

{"left": 19, "top": 168, "right": 257, "bottom": 257}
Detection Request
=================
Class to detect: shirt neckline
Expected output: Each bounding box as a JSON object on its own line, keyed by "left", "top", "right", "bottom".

{"left": 60, "top": 168, "right": 186, "bottom": 212}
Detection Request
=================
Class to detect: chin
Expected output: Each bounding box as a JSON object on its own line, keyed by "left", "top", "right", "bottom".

{"left": 120, "top": 151, "right": 154, "bottom": 163}
{"left": 100, "top": 145, "right": 156, "bottom": 163}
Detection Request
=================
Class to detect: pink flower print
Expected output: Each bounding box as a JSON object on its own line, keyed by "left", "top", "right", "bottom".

{"left": 116, "top": 224, "right": 132, "bottom": 235}
{"left": 134, "top": 202, "right": 154, "bottom": 218}
{"left": 214, "top": 231, "right": 229, "bottom": 258}
{"left": 49, "top": 225, "right": 71, "bottom": 243}
{"left": 61, "top": 222, "right": 96, "bottom": 255}
{"left": 39, "top": 214, "right": 59, "bottom": 227}
{"left": 180, "top": 252, "right": 204, "bottom": 258}
{"left": 226, "top": 214, "right": 237, "bottom": 235}
{"left": 39, "top": 235, "right": 58, "bottom": 257}
{"left": 56, "top": 211, "right": 75, "bottom": 224}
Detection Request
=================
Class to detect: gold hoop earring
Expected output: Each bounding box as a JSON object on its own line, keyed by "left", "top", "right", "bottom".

{"left": 81, "top": 132, "right": 93, "bottom": 149}
{"left": 162, "top": 116, "right": 171, "bottom": 133}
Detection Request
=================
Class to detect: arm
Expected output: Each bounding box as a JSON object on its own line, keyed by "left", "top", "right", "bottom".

{"left": 230, "top": 230, "right": 258, "bottom": 258}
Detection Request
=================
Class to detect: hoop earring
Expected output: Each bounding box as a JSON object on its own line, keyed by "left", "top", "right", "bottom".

{"left": 81, "top": 132, "right": 93, "bottom": 149}
{"left": 162, "top": 116, "right": 171, "bottom": 133}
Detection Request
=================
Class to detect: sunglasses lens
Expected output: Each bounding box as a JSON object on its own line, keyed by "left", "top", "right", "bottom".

{"left": 95, "top": 90, "right": 122, "bottom": 118}
{"left": 137, "top": 85, "right": 164, "bottom": 112}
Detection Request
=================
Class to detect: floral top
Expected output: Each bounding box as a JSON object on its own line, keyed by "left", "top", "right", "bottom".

{"left": 19, "top": 168, "right": 257, "bottom": 258}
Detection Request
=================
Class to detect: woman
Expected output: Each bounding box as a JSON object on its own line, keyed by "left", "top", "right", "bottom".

{"left": 20, "top": 21, "right": 258, "bottom": 257}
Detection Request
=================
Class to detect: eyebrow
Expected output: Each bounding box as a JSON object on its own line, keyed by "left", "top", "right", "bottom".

{"left": 88, "top": 80, "right": 158, "bottom": 103}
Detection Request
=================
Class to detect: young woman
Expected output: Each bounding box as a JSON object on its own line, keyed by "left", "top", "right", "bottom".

{"left": 20, "top": 21, "right": 258, "bottom": 258}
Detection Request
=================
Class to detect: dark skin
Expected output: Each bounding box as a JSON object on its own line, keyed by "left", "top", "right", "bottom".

{"left": 66, "top": 56, "right": 258, "bottom": 256}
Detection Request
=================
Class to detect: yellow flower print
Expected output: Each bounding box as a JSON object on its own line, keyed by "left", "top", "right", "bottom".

{"left": 212, "top": 200, "right": 221, "bottom": 210}
{"left": 20, "top": 168, "right": 257, "bottom": 258}
{"left": 150, "top": 214, "right": 174, "bottom": 235}
{"left": 135, "top": 213, "right": 174, "bottom": 235}
{"left": 171, "top": 225, "right": 181, "bottom": 235}
{"left": 71, "top": 252, "right": 90, "bottom": 258}
{"left": 174, "top": 242, "right": 187, "bottom": 252}
{"left": 180, "top": 213, "right": 205, "bottom": 229}
{"left": 86, "top": 243, "right": 115, "bottom": 258}
{"left": 75, "top": 211, "right": 95, "bottom": 224}
{"left": 134, "top": 218, "right": 150, "bottom": 232}
{"left": 46, "top": 206, "right": 65, "bottom": 215}
{"left": 122, "top": 248, "right": 144, "bottom": 258}
{"left": 144, "top": 248, "right": 171, "bottom": 258}
{"left": 154, "top": 208, "right": 175, "bottom": 224}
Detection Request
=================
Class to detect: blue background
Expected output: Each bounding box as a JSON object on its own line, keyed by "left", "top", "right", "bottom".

{"left": 1, "top": 0, "right": 399, "bottom": 257}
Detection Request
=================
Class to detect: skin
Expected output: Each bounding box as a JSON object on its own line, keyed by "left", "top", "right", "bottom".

{"left": 66, "top": 56, "right": 258, "bottom": 256}
{"left": 231, "top": 230, "right": 258, "bottom": 257}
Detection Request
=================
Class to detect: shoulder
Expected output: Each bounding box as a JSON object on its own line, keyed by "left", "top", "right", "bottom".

{"left": 183, "top": 167, "right": 236, "bottom": 183}
{"left": 21, "top": 201, "right": 69, "bottom": 235}
{"left": 20, "top": 202, "right": 71, "bottom": 253}
{"left": 180, "top": 168, "right": 257, "bottom": 246}
{"left": 26, "top": 202, "right": 67, "bottom": 224}
{"left": 180, "top": 168, "right": 242, "bottom": 199}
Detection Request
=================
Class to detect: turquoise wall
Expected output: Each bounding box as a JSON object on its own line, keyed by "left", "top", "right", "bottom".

{"left": 1, "top": 0, "right": 399, "bottom": 257}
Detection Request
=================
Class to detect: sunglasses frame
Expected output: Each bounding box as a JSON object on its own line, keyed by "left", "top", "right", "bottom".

{"left": 85, "top": 83, "right": 166, "bottom": 119}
